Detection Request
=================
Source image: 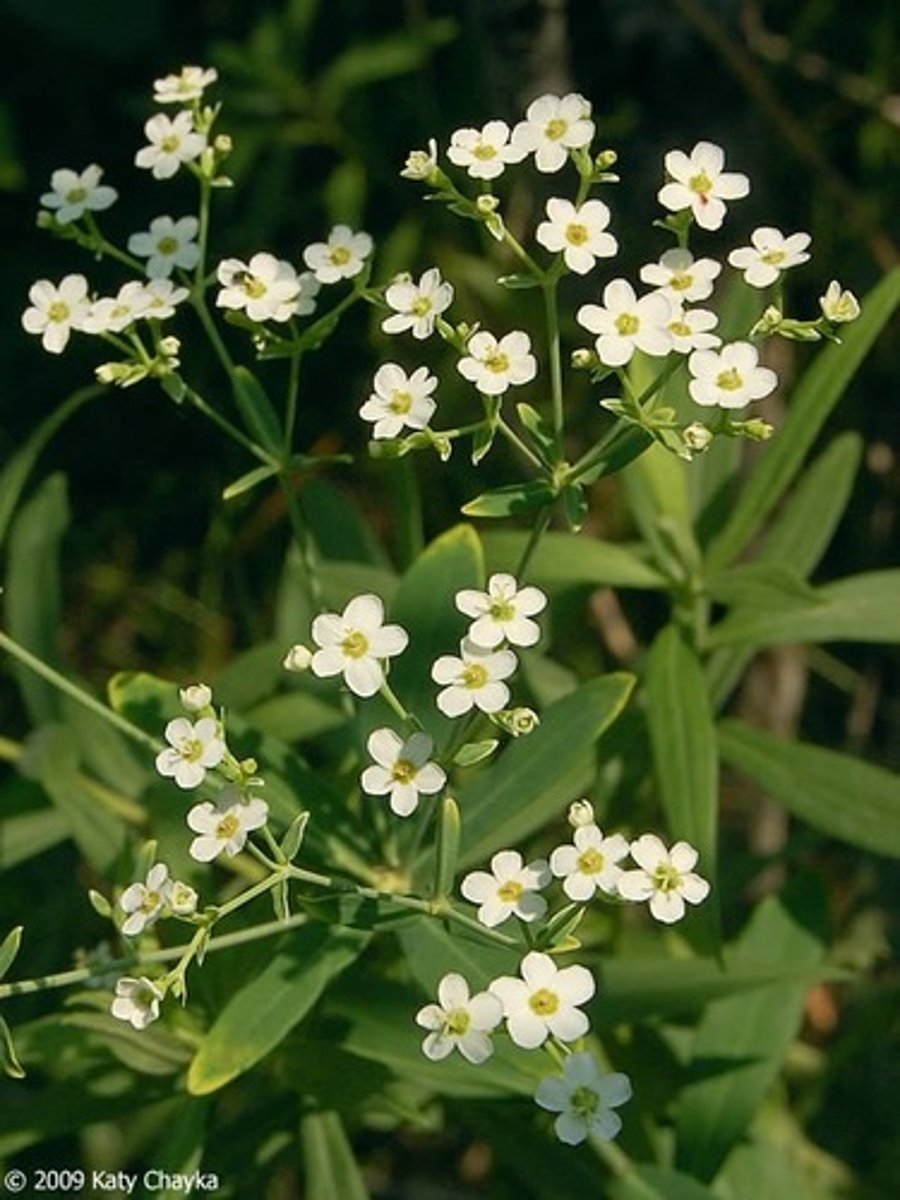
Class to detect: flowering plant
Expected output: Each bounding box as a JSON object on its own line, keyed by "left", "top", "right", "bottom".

{"left": 2, "top": 58, "right": 899, "bottom": 1198}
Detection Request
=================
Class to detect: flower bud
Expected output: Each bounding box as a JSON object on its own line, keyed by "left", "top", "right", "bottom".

{"left": 180, "top": 683, "right": 212, "bottom": 712}
{"left": 683, "top": 422, "right": 713, "bottom": 453}
{"left": 568, "top": 799, "right": 595, "bottom": 828}
{"left": 495, "top": 707, "right": 540, "bottom": 737}
{"left": 819, "top": 281, "right": 860, "bottom": 324}
{"left": 168, "top": 880, "right": 198, "bottom": 916}
{"left": 401, "top": 138, "right": 439, "bottom": 182}
{"left": 571, "top": 347, "right": 596, "bottom": 370}
{"left": 283, "top": 644, "right": 313, "bottom": 672}
{"left": 595, "top": 149, "right": 618, "bottom": 170}
{"left": 213, "top": 133, "right": 233, "bottom": 155}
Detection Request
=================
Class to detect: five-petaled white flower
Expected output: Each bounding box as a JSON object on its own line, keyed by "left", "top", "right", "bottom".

{"left": 135, "top": 110, "right": 207, "bottom": 180}
{"left": 83, "top": 281, "right": 151, "bottom": 335}
{"left": 216, "top": 253, "right": 302, "bottom": 323}
{"left": 455, "top": 573, "right": 547, "bottom": 649}
{"left": 658, "top": 141, "right": 749, "bottom": 231}
{"left": 728, "top": 226, "right": 812, "bottom": 289}
{"left": 401, "top": 138, "right": 439, "bottom": 182}
{"left": 457, "top": 329, "right": 537, "bottom": 396}
{"left": 360, "top": 363, "right": 437, "bottom": 440}
{"left": 819, "top": 280, "right": 860, "bottom": 324}
{"left": 577, "top": 279, "right": 672, "bottom": 367}
{"left": 461, "top": 849, "right": 550, "bottom": 928}
{"left": 446, "top": 120, "right": 525, "bottom": 180}
{"left": 549, "top": 823, "right": 630, "bottom": 902}
{"left": 142, "top": 278, "right": 189, "bottom": 320}
{"left": 382, "top": 268, "right": 453, "bottom": 339}
{"left": 688, "top": 341, "right": 777, "bottom": 409}
{"left": 168, "top": 879, "right": 198, "bottom": 916}
{"left": 111, "top": 976, "right": 164, "bottom": 1030}
{"left": 128, "top": 215, "right": 200, "bottom": 279}
{"left": 489, "top": 951, "right": 595, "bottom": 1049}
{"left": 431, "top": 638, "right": 517, "bottom": 717}
{"left": 535, "top": 1054, "right": 633, "bottom": 1146}
{"left": 360, "top": 728, "right": 446, "bottom": 817}
{"left": 179, "top": 683, "right": 212, "bottom": 712}
{"left": 617, "top": 834, "right": 710, "bottom": 924}
{"left": 512, "top": 93, "right": 595, "bottom": 173}
{"left": 21, "top": 274, "right": 91, "bottom": 354}
{"left": 535, "top": 197, "right": 617, "bottom": 275}
{"left": 639, "top": 248, "right": 722, "bottom": 303}
{"left": 155, "top": 716, "right": 226, "bottom": 790}
{"left": 40, "top": 164, "right": 117, "bottom": 225}
{"left": 153, "top": 65, "right": 218, "bottom": 104}
{"left": 186, "top": 792, "right": 270, "bottom": 862}
{"left": 416, "top": 972, "right": 503, "bottom": 1064}
{"left": 303, "top": 225, "right": 373, "bottom": 284}
{"left": 310, "top": 593, "right": 408, "bottom": 698}
{"left": 119, "top": 863, "right": 171, "bottom": 937}
{"left": 665, "top": 305, "right": 721, "bottom": 354}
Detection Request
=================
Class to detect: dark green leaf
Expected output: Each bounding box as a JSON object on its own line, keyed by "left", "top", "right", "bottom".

{"left": 301, "top": 1110, "right": 369, "bottom": 1200}
{"left": 222, "top": 462, "right": 280, "bottom": 501}
{"left": 433, "top": 795, "right": 461, "bottom": 900}
{"left": 572, "top": 423, "right": 654, "bottom": 485}
{"left": 483, "top": 530, "right": 666, "bottom": 590}
{"left": 611, "top": 1165, "right": 719, "bottom": 1200}
{"left": 0, "top": 927, "right": 23, "bottom": 981}
{"left": 232, "top": 365, "right": 283, "bottom": 454}
{"left": 0, "top": 1015, "right": 25, "bottom": 1079}
{"left": 704, "top": 561, "right": 821, "bottom": 610}
{"left": 461, "top": 480, "right": 555, "bottom": 518}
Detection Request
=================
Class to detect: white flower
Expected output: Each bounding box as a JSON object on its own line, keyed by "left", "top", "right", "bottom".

{"left": 688, "top": 341, "right": 778, "bottom": 409}
{"left": 639, "top": 248, "right": 721, "bottom": 303}
{"left": 167, "top": 880, "right": 198, "bottom": 916}
{"left": 382, "top": 268, "right": 453, "bottom": 339}
{"left": 135, "top": 111, "right": 207, "bottom": 180}
{"left": 360, "top": 728, "right": 446, "bottom": 817}
{"left": 153, "top": 65, "right": 218, "bottom": 104}
{"left": 455, "top": 573, "right": 547, "bottom": 649}
{"left": 457, "top": 329, "right": 537, "bottom": 396}
{"left": 461, "top": 849, "right": 550, "bottom": 928}
{"left": 155, "top": 716, "right": 226, "bottom": 790}
{"left": 40, "top": 164, "right": 117, "bottom": 225}
{"left": 489, "top": 951, "right": 595, "bottom": 1049}
{"left": 728, "top": 226, "right": 812, "bottom": 288}
{"left": 511, "top": 93, "right": 595, "bottom": 174}
{"left": 401, "top": 138, "right": 438, "bottom": 181}
{"left": 535, "top": 1054, "right": 632, "bottom": 1146}
{"left": 21, "top": 274, "right": 91, "bottom": 354}
{"left": 665, "top": 305, "right": 721, "bottom": 354}
{"left": 819, "top": 280, "right": 860, "bottom": 324}
{"left": 568, "top": 799, "right": 595, "bottom": 828}
{"left": 128, "top": 215, "right": 200, "bottom": 279}
{"left": 283, "top": 644, "right": 313, "bottom": 672}
{"left": 310, "top": 593, "right": 408, "bottom": 698}
{"left": 415, "top": 973, "right": 503, "bottom": 1064}
{"left": 302, "top": 225, "right": 373, "bottom": 284}
{"left": 446, "top": 120, "right": 526, "bottom": 180}
{"left": 179, "top": 683, "right": 212, "bottom": 712}
{"left": 186, "top": 793, "right": 269, "bottom": 862}
{"left": 83, "top": 281, "right": 150, "bottom": 335}
{"left": 216, "top": 253, "right": 301, "bottom": 323}
{"left": 658, "top": 141, "right": 750, "bottom": 231}
{"left": 431, "top": 638, "right": 517, "bottom": 717}
{"left": 119, "top": 863, "right": 171, "bottom": 937}
{"left": 360, "top": 363, "right": 437, "bottom": 439}
{"left": 111, "top": 976, "right": 164, "bottom": 1030}
{"left": 684, "top": 422, "right": 714, "bottom": 454}
{"left": 549, "top": 824, "right": 630, "bottom": 902}
{"left": 576, "top": 279, "right": 672, "bottom": 367}
{"left": 617, "top": 834, "right": 711, "bottom": 924}
{"left": 535, "top": 197, "right": 617, "bottom": 275}
{"left": 141, "top": 277, "right": 189, "bottom": 320}
{"left": 295, "top": 271, "right": 321, "bottom": 316}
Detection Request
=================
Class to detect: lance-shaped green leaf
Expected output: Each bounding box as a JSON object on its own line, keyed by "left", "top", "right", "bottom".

{"left": 709, "top": 570, "right": 900, "bottom": 648}
{"left": 0, "top": 1015, "right": 25, "bottom": 1079}
{"left": 707, "top": 266, "right": 900, "bottom": 570}
{"left": 0, "top": 928, "right": 23, "bottom": 981}
{"left": 301, "top": 1111, "right": 369, "bottom": 1200}
{"left": 231, "top": 365, "right": 283, "bottom": 454}
{"left": 674, "top": 877, "right": 827, "bottom": 1181}
{"left": 461, "top": 480, "right": 555, "bottom": 518}
{"left": 611, "top": 1166, "right": 719, "bottom": 1200}
{"left": 433, "top": 795, "right": 461, "bottom": 901}
{"left": 186, "top": 926, "right": 367, "bottom": 1095}
{"left": 222, "top": 462, "right": 280, "bottom": 501}
{"left": 483, "top": 530, "right": 665, "bottom": 590}
{"left": 719, "top": 719, "right": 900, "bottom": 857}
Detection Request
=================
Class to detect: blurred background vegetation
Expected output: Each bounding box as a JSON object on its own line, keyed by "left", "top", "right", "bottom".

{"left": 1, "top": 0, "right": 898, "bottom": 1195}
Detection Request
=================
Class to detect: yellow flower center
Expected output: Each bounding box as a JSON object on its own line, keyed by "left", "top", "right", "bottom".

{"left": 577, "top": 848, "right": 605, "bottom": 876}
{"left": 157, "top": 235, "right": 179, "bottom": 255}
{"left": 179, "top": 737, "right": 204, "bottom": 763}
{"left": 715, "top": 367, "right": 744, "bottom": 392}
{"left": 48, "top": 301, "right": 70, "bottom": 324}
{"left": 161, "top": 135, "right": 181, "bottom": 153}
{"left": 669, "top": 320, "right": 692, "bottom": 338}
{"left": 330, "top": 246, "right": 352, "bottom": 266}
{"left": 529, "top": 988, "right": 559, "bottom": 1016}
{"left": 216, "top": 813, "right": 241, "bottom": 841}
{"left": 446, "top": 1008, "right": 471, "bottom": 1037}
{"left": 688, "top": 170, "right": 713, "bottom": 198}
{"left": 615, "top": 313, "right": 640, "bottom": 337}
{"left": 497, "top": 880, "right": 524, "bottom": 903}
{"left": 653, "top": 863, "right": 682, "bottom": 893}
{"left": 761, "top": 249, "right": 786, "bottom": 266}
{"left": 545, "top": 118, "right": 568, "bottom": 141}
{"left": 485, "top": 351, "right": 510, "bottom": 374}
{"left": 340, "top": 630, "right": 370, "bottom": 659}
{"left": 670, "top": 272, "right": 693, "bottom": 292}
{"left": 488, "top": 598, "right": 515, "bottom": 622}
{"left": 565, "top": 222, "right": 589, "bottom": 246}
{"left": 411, "top": 296, "right": 433, "bottom": 317}
{"left": 461, "top": 662, "right": 489, "bottom": 690}
{"left": 140, "top": 890, "right": 162, "bottom": 914}
{"left": 241, "top": 275, "right": 267, "bottom": 299}
{"left": 474, "top": 142, "right": 498, "bottom": 160}
{"left": 389, "top": 389, "right": 412, "bottom": 415}
{"left": 571, "top": 1085, "right": 600, "bottom": 1117}
{"left": 391, "top": 758, "right": 417, "bottom": 784}
{"left": 66, "top": 186, "right": 87, "bottom": 203}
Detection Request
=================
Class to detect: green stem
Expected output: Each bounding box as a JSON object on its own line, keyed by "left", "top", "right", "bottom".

{"left": 284, "top": 348, "right": 302, "bottom": 454}
{"left": 279, "top": 475, "right": 324, "bottom": 611}
{"left": 379, "top": 679, "right": 420, "bottom": 729}
{"left": 0, "top": 630, "right": 161, "bottom": 754}
{"left": 515, "top": 508, "right": 552, "bottom": 579}
{"left": 543, "top": 279, "right": 565, "bottom": 451}
{"left": 389, "top": 457, "right": 424, "bottom": 570}
{"left": 183, "top": 385, "right": 276, "bottom": 466}
{"left": 496, "top": 415, "right": 547, "bottom": 470}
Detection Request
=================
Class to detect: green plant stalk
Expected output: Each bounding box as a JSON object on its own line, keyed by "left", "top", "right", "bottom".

{"left": 515, "top": 508, "right": 552, "bottom": 579}
{"left": 279, "top": 475, "right": 325, "bottom": 611}
{"left": 183, "top": 384, "right": 277, "bottom": 466}
{"left": 543, "top": 278, "right": 566, "bottom": 451}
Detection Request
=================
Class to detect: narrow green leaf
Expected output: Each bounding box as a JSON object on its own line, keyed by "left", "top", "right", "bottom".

{"left": 573, "top": 423, "right": 654, "bottom": 484}
{"left": 709, "top": 570, "right": 900, "bottom": 648}
{"left": 483, "top": 530, "right": 666, "bottom": 590}
{"left": 644, "top": 627, "right": 718, "bottom": 881}
{"left": 280, "top": 811, "right": 311, "bottom": 861}
{"left": 611, "top": 1165, "right": 719, "bottom": 1200}
{"left": 62, "top": 1011, "right": 192, "bottom": 1075}
{"left": 301, "top": 1110, "right": 369, "bottom": 1200}
{"left": 222, "top": 462, "right": 280, "bottom": 501}
{"left": 704, "top": 562, "right": 821, "bottom": 610}
{"left": 452, "top": 739, "right": 498, "bottom": 767}
{"left": 0, "top": 927, "right": 23, "bottom": 981}
{"left": 0, "top": 1015, "right": 25, "bottom": 1079}
{"left": 461, "top": 480, "right": 555, "bottom": 518}
{"left": 707, "top": 266, "right": 900, "bottom": 569}
{"left": 433, "top": 795, "right": 461, "bottom": 900}
{"left": 450, "top": 673, "right": 634, "bottom": 871}
{"left": 674, "top": 878, "right": 827, "bottom": 1181}
{"left": 498, "top": 273, "right": 542, "bottom": 289}
{"left": 232, "top": 365, "right": 283, "bottom": 453}
{"left": 186, "top": 927, "right": 367, "bottom": 1095}
{"left": 719, "top": 718, "right": 900, "bottom": 857}
{"left": 0, "top": 806, "right": 68, "bottom": 869}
